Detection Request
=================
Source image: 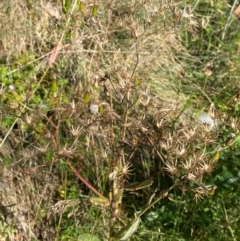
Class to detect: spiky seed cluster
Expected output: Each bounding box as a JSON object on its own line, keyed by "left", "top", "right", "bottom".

{"left": 70, "top": 125, "right": 82, "bottom": 137}
{"left": 20, "top": 148, "right": 36, "bottom": 160}
{"left": 57, "top": 145, "right": 76, "bottom": 158}
{"left": 35, "top": 144, "right": 50, "bottom": 153}
{"left": 156, "top": 104, "right": 220, "bottom": 199}
{"left": 120, "top": 162, "right": 134, "bottom": 179}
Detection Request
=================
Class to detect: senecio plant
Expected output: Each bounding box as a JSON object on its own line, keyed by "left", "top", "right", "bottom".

{"left": 0, "top": 0, "right": 239, "bottom": 240}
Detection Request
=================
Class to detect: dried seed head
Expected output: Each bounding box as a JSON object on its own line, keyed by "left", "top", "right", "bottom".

{"left": 197, "top": 113, "right": 217, "bottom": 131}
{"left": 176, "top": 143, "right": 186, "bottom": 156}
{"left": 20, "top": 148, "right": 36, "bottom": 160}
{"left": 35, "top": 144, "right": 50, "bottom": 153}
{"left": 186, "top": 172, "right": 198, "bottom": 182}
{"left": 199, "top": 160, "right": 215, "bottom": 174}
{"left": 120, "top": 162, "right": 134, "bottom": 179}
{"left": 163, "top": 160, "right": 179, "bottom": 176}
{"left": 193, "top": 184, "right": 217, "bottom": 201}
{"left": 183, "top": 127, "right": 196, "bottom": 140}
{"left": 24, "top": 114, "right": 34, "bottom": 125}
{"left": 70, "top": 125, "right": 82, "bottom": 137}
{"left": 58, "top": 145, "right": 76, "bottom": 157}
{"left": 160, "top": 134, "right": 173, "bottom": 150}
{"left": 182, "top": 159, "right": 195, "bottom": 172}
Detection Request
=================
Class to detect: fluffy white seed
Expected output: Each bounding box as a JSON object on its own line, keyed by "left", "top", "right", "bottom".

{"left": 89, "top": 104, "right": 99, "bottom": 114}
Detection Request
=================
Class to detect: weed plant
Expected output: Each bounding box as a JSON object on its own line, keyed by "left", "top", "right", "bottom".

{"left": 0, "top": 0, "right": 239, "bottom": 241}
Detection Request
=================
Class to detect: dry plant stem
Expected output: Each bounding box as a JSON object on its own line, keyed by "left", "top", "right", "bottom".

{"left": 109, "top": 171, "right": 126, "bottom": 238}
{"left": 203, "top": 75, "right": 209, "bottom": 93}
{"left": 222, "top": 0, "right": 238, "bottom": 40}
{"left": 193, "top": 83, "right": 213, "bottom": 104}
{"left": 146, "top": 135, "right": 166, "bottom": 165}
{"left": 121, "top": 38, "right": 140, "bottom": 158}
{"left": 191, "top": 0, "right": 200, "bottom": 12}
{"left": 55, "top": 212, "right": 63, "bottom": 241}
{"left": 66, "top": 158, "right": 109, "bottom": 202}
{"left": 84, "top": 22, "right": 112, "bottom": 65}
{"left": 138, "top": 31, "right": 175, "bottom": 66}
{"left": 138, "top": 21, "right": 191, "bottom": 67}
{"left": 130, "top": 38, "right": 140, "bottom": 81}
{"left": 44, "top": 114, "right": 61, "bottom": 146}
{"left": 91, "top": 132, "right": 102, "bottom": 190}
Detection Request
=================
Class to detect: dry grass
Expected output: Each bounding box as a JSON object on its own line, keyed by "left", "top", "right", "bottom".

{"left": 0, "top": 166, "right": 56, "bottom": 239}
{"left": 0, "top": 0, "right": 187, "bottom": 97}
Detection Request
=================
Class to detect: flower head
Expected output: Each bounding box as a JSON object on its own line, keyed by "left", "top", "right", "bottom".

{"left": 197, "top": 113, "right": 217, "bottom": 130}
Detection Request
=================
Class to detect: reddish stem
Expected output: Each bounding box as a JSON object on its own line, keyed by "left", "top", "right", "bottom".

{"left": 66, "top": 159, "right": 109, "bottom": 202}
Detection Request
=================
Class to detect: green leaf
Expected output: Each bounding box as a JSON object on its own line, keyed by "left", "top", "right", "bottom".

{"left": 83, "top": 91, "right": 91, "bottom": 103}
{"left": 133, "top": 78, "right": 140, "bottom": 85}
{"left": 79, "top": 1, "right": 85, "bottom": 13}
{"left": 90, "top": 196, "right": 110, "bottom": 206}
{"left": 99, "top": 106, "right": 104, "bottom": 114}
{"left": 92, "top": 5, "right": 98, "bottom": 16}
{"left": 124, "top": 178, "right": 153, "bottom": 191}
{"left": 62, "top": 0, "right": 71, "bottom": 14}
{"left": 51, "top": 80, "right": 58, "bottom": 94}
{"left": 112, "top": 218, "right": 141, "bottom": 241}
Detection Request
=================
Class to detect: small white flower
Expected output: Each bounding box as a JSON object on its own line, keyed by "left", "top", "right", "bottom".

{"left": 89, "top": 104, "right": 99, "bottom": 115}
{"left": 197, "top": 113, "right": 217, "bottom": 130}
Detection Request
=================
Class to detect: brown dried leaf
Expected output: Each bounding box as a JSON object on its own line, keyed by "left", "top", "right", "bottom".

{"left": 48, "top": 43, "right": 61, "bottom": 66}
